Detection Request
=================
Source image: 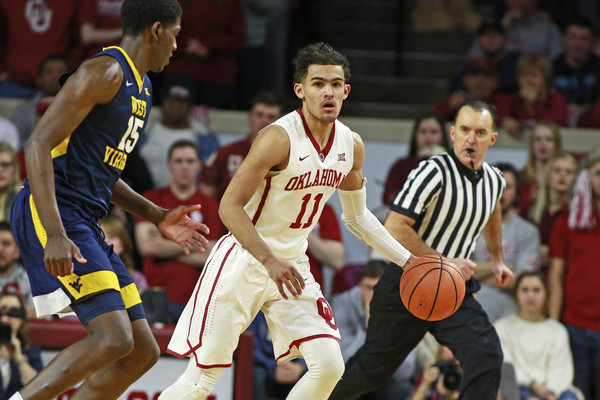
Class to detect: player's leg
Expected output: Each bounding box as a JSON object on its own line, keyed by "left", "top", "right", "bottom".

{"left": 70, "top": 316, "right": 159, "bottom": 399}
{"left": 285, "top": 337, "right": 344, "bottom": 400}
{"left": 161, "top": 236, "right": 266, "bottom": 399}
{"left": 18, "top": 296, "right": 135, "bottom": 400}
{"left": 70, "top": 249, "right": 161, "bottom": 399}
{"left": 329, "top": 263, "right": 430, "bottom": 400}
{"left": 158, "top": 358, "right": 224, "bottom": 400}
{"left": 430, "top": 294, "right": 503, "bottom": 400}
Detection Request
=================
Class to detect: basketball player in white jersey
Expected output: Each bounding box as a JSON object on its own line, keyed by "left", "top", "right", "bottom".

{"left": 159, "top": 42, "right": 416, "bottom": 400}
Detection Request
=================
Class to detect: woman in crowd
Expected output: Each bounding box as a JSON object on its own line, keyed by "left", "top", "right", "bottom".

{"left": 528, "top": 152, "right": 577, "bottom": 273}
{"left": 495, "top": 272, "right": 582, "bottom": 400}
{"left": 496, "top": 52, "right": 568, "bottom": 136}
{"left": 519, "top": 121, "right": 563, "bottom": 218}
{"left": 382, "top": 113, "right": 449, "bottom": 206}
{"left": 0, "top": 292, "right": 42, "bottom": 399}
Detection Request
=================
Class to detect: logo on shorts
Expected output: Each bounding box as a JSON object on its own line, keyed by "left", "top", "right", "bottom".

{"left": 69, "top": 278, "right": 83, "bottom": 293}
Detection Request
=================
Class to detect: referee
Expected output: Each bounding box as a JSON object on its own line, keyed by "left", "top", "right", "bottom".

{"left": 329, "top": 100, "right": 514, "bottom": 400}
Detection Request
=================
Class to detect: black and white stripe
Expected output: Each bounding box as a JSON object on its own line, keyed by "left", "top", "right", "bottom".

{"left": 391, "top": 152, "right": 505, "bottom": 259}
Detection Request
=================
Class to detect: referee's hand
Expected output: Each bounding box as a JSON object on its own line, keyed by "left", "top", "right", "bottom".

{"left": 493, "top": 262, "right": 514, "bottom": 287}
{"left": 451, "top": 258, "right": 476, "bottom": 281}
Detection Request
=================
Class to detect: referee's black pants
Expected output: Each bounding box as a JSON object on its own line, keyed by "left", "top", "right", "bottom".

{"left": 329, "top": 263, "right": 503, "bottom": 400}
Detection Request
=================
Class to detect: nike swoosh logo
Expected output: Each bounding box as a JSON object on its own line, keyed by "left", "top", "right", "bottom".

{"left": 126, "top": 81, "right": 133, "bottom": 86}
{"left": 299, "top": 155, "right": 310, "bottom": 161}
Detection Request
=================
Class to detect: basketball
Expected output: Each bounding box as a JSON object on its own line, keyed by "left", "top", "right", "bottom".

{"left": 399, "top": 255, "right": 465, "bottom": 321}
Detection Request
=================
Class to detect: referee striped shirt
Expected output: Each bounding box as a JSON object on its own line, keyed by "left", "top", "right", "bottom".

{"left": 391, "top": 149, "right": 505, "bottom": 262}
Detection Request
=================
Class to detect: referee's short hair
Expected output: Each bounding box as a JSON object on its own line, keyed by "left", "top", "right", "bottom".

{"left": 456, "top": 100, "right": 498, "bottom": 131}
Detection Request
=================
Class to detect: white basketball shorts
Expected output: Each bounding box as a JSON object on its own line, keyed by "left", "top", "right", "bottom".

{"left": 166, "top": 233, "right": 341, "bottom": 368}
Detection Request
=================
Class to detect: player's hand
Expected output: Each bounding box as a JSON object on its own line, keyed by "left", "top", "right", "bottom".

{"left": 158, "top": 205, "right": 210, "bottom": 255}
{"left": 493, "top": 262, "right": 514, "bottom": 287}
{"left": 451, "top": 258, "right": 475, "bottom": 281}
{"left": 264, "top": 258, "right": 305, "bottom": 299}
{"left": 44, "top": 234, "right": 87, "bottom": 277}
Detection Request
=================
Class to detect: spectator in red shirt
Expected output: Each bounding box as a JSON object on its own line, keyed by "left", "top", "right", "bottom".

{"left": 496, "top": 52, "right": 568, "bottom": 137}
{"left": 382, "top": 114, "right": 449, "bottom": 207}
{"left": 200, "top": 90, "right": 282, "bottom": 200}
{"left": 165, "top": 0, "right": 246, "bottom": 109}
{"left": 435, "top": 58, "right": 502, "bottom": 122}
{"left": 0, "top": 0, "right": 81, "bottom": 98}
{"left": 134, "top": 140, "right": 224, "bottom": 323}
{"left": 549, "top": 149, "right": 600, "bottom": 398}
{"left": 78, "top": 0, "right": 123, "bottom": 58}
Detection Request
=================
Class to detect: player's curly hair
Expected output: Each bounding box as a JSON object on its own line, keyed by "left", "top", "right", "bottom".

{"left": 292, "top": 42, "right": 351, "bottom": 84}
{"left": 121, "top": 0, "right": 182, "bottom": 37}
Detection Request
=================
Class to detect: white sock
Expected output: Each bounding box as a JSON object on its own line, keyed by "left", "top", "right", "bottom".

{"left": 159, "top": 357, "right": 224, "bottom": 400}
{"left": 8, "top": 393, "right": 24, "bottom": 400}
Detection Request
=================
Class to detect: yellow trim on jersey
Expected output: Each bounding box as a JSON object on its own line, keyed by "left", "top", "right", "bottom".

{"left": 103, "top": 46, "right": 144, "bottom": 94}
{"left": 29, "top": 195, "right": 47, "bottom": 248}
{"left": 121, "top": 283, "right": 142, "bottom": 309}
{"left": 58, "top": 270, "right": 120, "bottom": 300}
{"left": 51, "top": 136, "right": 71, "bottom": 158}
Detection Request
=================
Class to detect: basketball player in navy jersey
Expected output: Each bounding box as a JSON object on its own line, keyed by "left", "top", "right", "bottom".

{"left": 8, "top": 1, "right": 210, "bottom": 400}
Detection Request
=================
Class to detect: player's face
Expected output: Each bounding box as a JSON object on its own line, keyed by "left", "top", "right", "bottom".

{"left": 548, "top": 157, "right": 576, "bottom": 194}
{"left": 531, "top": 125, "right": 555, "bottom": 162}
{"left": 450, "top": 106, "right": 497, "bottom": 170}
{"left": 151, "top": 19, "right": 181, "bottom": 73}
{"left": 516, "top": 275, "right": 545, "bottom": 315}
{"left": 0, "top": 230, "right": 19, "bottom": 271}
{"left": 500, "top": 171, "right": 517, "bottom": 212}
{"left": 248, "top": 103, "right": 282, "bottom": 138}
{"left": 168, "top": 146, "right": 201, "bottom": 187}
{"left": 294, "top": 64, "right": 350, "bottom": 124}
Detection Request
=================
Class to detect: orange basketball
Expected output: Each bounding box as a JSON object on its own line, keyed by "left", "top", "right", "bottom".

{"left": 399, "top": 255, "right": 465, "bottom": 321}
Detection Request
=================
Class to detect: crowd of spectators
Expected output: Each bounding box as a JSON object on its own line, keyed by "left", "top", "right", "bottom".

{"left": 1, "top": 0, "right": 600, "bottom": 399}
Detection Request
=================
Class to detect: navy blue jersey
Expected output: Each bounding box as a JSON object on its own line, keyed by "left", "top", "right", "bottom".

{"left": 44, "top": 46, "right": 152, "bottom": 218}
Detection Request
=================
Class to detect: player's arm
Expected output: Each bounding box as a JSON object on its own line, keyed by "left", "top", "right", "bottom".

{"left": 112, "top": 179, "right": 209, "bottom": 255}
{"left": 219, "top": 125, "right": 304, "bottom": 299}
{"left": 337, "top": 131, "right": 413, "bottom": 267}
{"left": 482, "top": 200, "right": 513, "bottom": 286}
{"left": 25, "top": 56, "right": 124, "bottom": 277}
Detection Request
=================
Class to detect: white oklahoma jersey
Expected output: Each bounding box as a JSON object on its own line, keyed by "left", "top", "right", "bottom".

{"left": 167, "top": 109, "right": 354, "bottom": 368}
{"left": 240, "top": 108, "right": 354, "bottom": 258}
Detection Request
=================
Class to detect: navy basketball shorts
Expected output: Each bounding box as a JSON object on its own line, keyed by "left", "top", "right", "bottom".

{"left": 11, "top": 187, "right": 145, "bottom": 325}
